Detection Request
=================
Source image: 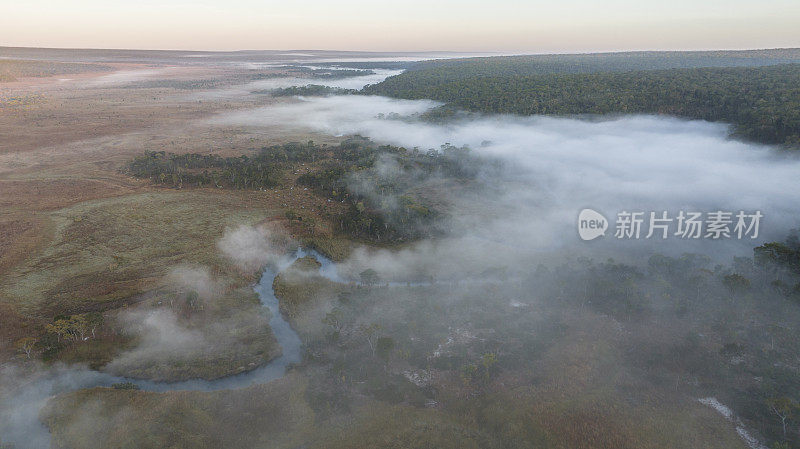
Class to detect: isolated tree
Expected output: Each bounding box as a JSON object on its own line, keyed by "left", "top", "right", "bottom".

{"left": 767, "top": 396, "right": 797, "bottom": 439}
{"left": 85, "top": 312, "right": 104, "bottom": 339}
{"left": 723, "top": 273, "right": 751, "bottom": 294}
{"left": 185, "top": 291, "right": 200, "bottom": 311}
{"left": 359, "top": 323, "right": 381, "bottom": 356}
{"left": 15, "top": 337, "right": 37, "bottom": 359}
{"left": 70, "top": 315, "right": 89, "bottom": 341}
{"left": 460, "top": 352, "right": 499, "bottom": 393}
{"left": 45, "top": 320, "right": 70, "bottom": 343}
{"left": 359, "top": 269, "right": 380, "bottom": 286}
{"left": 376, "top": 336, "right": 395, "bottom": 362}
{"left": 755, "top": 242, "right": 799, "bottom": 283}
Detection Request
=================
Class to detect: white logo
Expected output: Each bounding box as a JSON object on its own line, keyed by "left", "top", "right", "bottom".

{"left": 578, "top": 209, "right": 608, "bottom": 241}
{"left": 579, "top": 208, "right": 763, "bottom": 241}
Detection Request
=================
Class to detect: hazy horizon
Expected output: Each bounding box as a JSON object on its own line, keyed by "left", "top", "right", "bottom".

{"left": 2, "top": 45, "right": 799, "bottom": 59}
{"left": 2, "top": 0, "right": 798, "bottom": 53}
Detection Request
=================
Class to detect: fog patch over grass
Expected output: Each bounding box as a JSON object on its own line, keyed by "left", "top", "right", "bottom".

{"left": 217, "top": 224, "right": 287, "bottom": 272}
{"left": 0, "top": 363, "right": 118, "bottom": 449}
{"left": 85, "top": 68, "right": 179, "bottom": 86}
{"left": 103, "top": 309, "right": 208, "bottom": 377}
{"left": 102, "top": 262, "right": 279, "bottom": 382}
{"left": 166, "top": 265, "right": 222, "bottom": 302}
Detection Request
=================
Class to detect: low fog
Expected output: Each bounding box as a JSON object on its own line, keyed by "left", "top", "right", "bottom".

{"left": 190, "top": 68, "right": 404, "bottom": 100}
{"left": 245, "top": 68, "right": 404, "bottom": 91}
{"left": 85, "top": 68, "right": 180, "bottom": 86}
{"left": 214, "top": 94, "right": 800, "bottom": 278}
{"left": 217, "top": 224, "right": 286, "bottom": 271}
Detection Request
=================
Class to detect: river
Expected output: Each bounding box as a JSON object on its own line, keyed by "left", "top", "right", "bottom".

{"left": 0, "top": 249, "right": 340, "bottom": 448}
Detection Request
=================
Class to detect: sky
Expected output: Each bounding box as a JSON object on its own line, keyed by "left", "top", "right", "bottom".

{"left": 1, "top": 0, "right": 798, "bottom": 52}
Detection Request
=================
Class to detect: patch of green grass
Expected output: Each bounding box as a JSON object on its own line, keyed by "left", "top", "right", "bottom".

{"left": 301, "top": 236, "right": 353, "bottom": 261}
{"left": 273, "top": 257, "right": 344, "bottom": 319}
{"left": 1, "top": 190, "right": 278, "bottom": 316}
{"left": 313, "top": 402, "right": 500, "bottom": 449}
{"left": 103, "top": 286, "right": 281, "bottom": 382}
{"left": 52, "top": 334, "right": 135, "bottom": 370}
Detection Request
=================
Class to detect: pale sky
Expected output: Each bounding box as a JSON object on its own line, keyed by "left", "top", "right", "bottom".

{"left": 1, "top": 0, "right": 798, "bottom": 52}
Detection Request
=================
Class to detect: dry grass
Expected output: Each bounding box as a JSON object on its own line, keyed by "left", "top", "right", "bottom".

{"left": 0, "top": 190, "right": 283, "bottom": 316}
{"left": 0, "top": 59, "right": 112, "bottom": 82}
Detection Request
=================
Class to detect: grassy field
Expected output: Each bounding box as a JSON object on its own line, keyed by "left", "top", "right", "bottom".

{"left": 0, "top": 59, "right": 112, "bottom": 82}
{"left": 1, "top": 190, "right": 279, "bottom": 315}
{"left": 0, "top": 188, "right": 292, "bottom": 379}
{"left": 102, "top": 286, "right": 282, "bottom": 382}
{"left": 41, "top": 373, "right": 316, "bottom": 449}
{"left": 273, "top": 257, "right": 345, "bottom": 319}
{"left": 0, "top": 66, "right": 355, "bottom": 365}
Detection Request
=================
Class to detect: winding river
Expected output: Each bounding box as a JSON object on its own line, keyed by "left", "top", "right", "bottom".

{"left": 0, "top": 249, "right": 338, "bottom": 448}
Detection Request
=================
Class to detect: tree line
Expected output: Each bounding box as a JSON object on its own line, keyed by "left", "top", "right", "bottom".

{"left": 126, "top": 150, "right": 282, "bottom": 189}
{"left": 364, "top": 61, "right": 800, "bottom": 147}
{"left": 267, "top": 85, "right": 357, "bottom": 97}
{"left": 127, "top": 140, "right": 353, "bottom": 189}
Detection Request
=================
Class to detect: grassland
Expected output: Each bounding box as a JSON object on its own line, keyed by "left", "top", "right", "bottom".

{"left": 0, "top": 59, "right": 112, "bottom": 82}
{"left": 41, "top": 373, "right": 316, "bottom": 449}
{"left": 1, "top": 191, "right": 277, "bottom": 314}
{"left": 0, "top": 62, "right": 349, "bottom": 375}
{"left": 102, "top": 286, "right": 282, "bottom": 382}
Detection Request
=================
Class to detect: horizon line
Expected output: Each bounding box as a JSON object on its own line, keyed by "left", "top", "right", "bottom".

{"left": 1, "top": 45, "right": 799, "bottom": 56}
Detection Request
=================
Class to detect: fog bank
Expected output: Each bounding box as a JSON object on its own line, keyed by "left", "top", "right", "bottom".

{"left": 216, "top": 95, "right": 800, "bottom": 272}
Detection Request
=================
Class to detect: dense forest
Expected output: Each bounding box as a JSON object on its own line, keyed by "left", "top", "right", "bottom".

{"left": 397, "top": 49, "right": 800, "bottom": 80}
{"left": 364, "top": 58, "right": 800, "bottom": 147}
